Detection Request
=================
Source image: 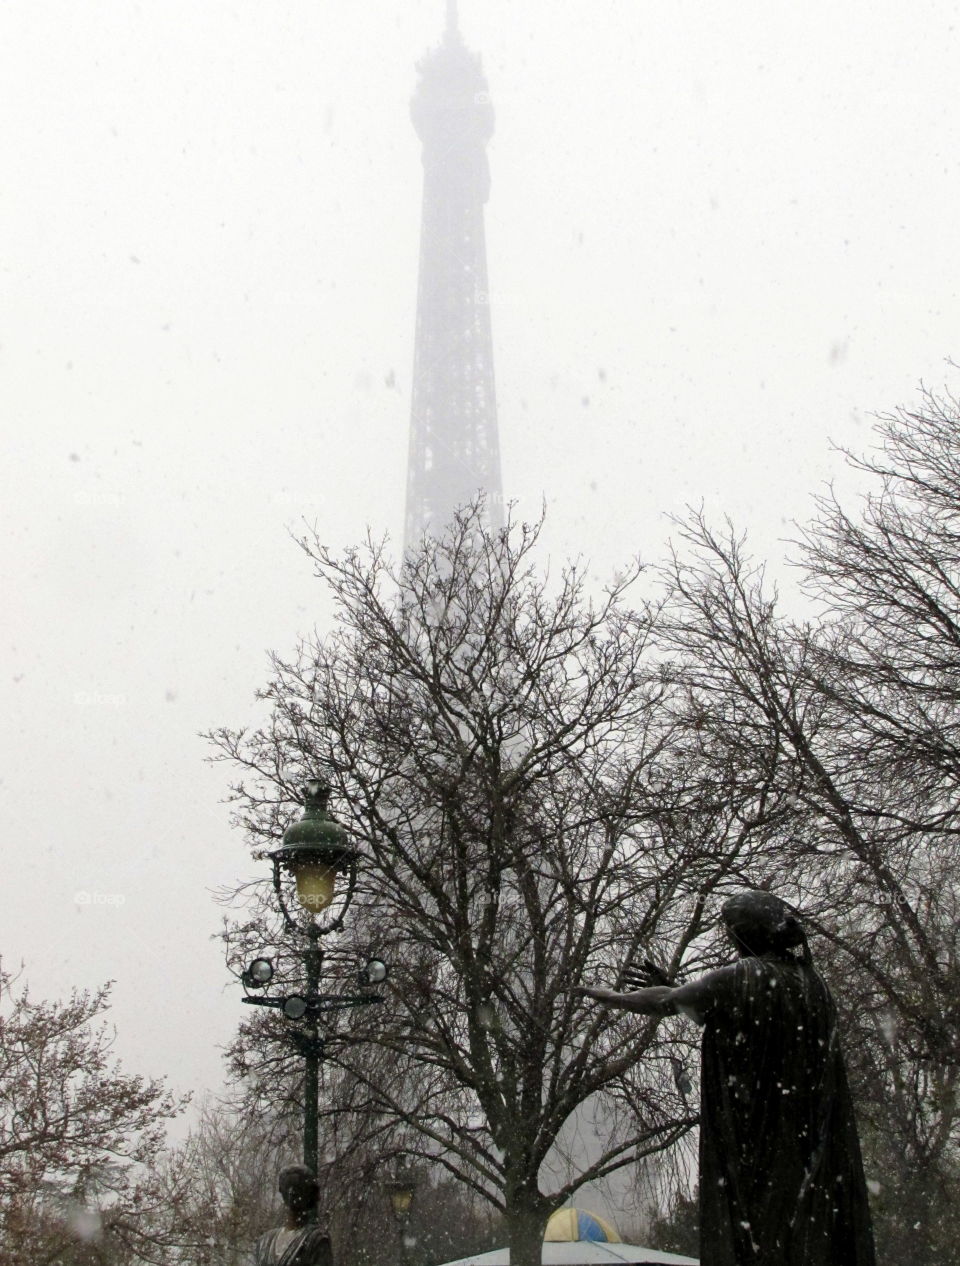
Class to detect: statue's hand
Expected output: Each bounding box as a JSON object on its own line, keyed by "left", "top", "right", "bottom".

{"left": 573, "top": 985, "right": 618, "bottom": 1004}
{"left": 620, "top": 958, "right": 674, "bottom": 990}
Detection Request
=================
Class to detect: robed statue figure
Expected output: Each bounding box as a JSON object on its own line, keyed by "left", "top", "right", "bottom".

{"left": 252, "top": 1165, "right": 333, "bottom": 1266}
{"left": 579, "top": 890, "right": 876, "bottom": 1266}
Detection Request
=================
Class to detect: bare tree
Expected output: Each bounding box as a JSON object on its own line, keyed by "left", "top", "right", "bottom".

{"left": 0, "top": 963, "right": 185, "bottom": 1266}
{"left": 655, "top": 389, "right": 960, "bottom": 1263}
{"left": 207, "top": 505, "right": 766, "bottom": 1266}
{"left": 660, "top": 502, "right": 959, "bottom": 1048}
{"left": 109, "top": 1097, "right": 302, "bottom": 1266}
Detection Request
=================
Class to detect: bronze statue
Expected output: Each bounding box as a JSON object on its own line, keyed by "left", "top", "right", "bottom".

{"left": 579, "top": 891, "right": 876, "bottom": 1265}
{"left": 252, "top": 1166, "right": 332, "bottom": 1266}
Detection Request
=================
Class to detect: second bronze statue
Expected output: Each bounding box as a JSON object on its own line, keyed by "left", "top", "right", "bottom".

{"left": 578, "top": 890, "right": 876, "bottom": 1266}
{"left": 252, "top": 1166, "right": 332, "bottom": 1266}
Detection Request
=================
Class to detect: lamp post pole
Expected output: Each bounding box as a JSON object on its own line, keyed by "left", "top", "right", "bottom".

{"left": 303, "top": 928, "right": 322, "bottom": 1176}
{"left": 239, "top": 777, "right": 389, "bottom": 1182}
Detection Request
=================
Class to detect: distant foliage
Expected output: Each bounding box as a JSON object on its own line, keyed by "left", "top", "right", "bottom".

{"left": 644, "top": 1189, "right": 699, "bottom": 1259}
{"left": 0, "top": 962, "right": 185, "bottom": 1266}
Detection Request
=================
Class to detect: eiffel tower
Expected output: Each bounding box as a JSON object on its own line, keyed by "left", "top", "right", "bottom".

{"left": 403, "top": 0, "right": 504, "bottom": 554}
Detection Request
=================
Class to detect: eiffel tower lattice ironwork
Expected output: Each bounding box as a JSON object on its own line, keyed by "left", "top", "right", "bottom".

{"left": 403, "top": 1, "right": 504, "bottom": 555}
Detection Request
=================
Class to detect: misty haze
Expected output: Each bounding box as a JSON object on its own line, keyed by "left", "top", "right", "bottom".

{"left": 2, "top": 2, "right": 959, "bottom": 1264}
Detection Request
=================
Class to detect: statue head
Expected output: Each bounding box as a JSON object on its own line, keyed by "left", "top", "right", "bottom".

{"left": 720, "top": 890, "right": 808, "bottom": 961}
{"left": 278, "top": 1165, "right": 320, "bottom": 1220}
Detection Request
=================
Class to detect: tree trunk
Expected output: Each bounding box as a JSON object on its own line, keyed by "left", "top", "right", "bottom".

{"left": 505, "top": 1194, "right": 549, "bottom": 1266}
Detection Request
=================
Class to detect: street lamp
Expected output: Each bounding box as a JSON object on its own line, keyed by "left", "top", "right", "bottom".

{"left": 386, "top": 1169, "right": 419, "bottom": 1266}
{"left": 269, "top": 777, "right": 359, "bottom": 924}
{"left": 240, "top": 776, "right": 388, "bottom": 1183}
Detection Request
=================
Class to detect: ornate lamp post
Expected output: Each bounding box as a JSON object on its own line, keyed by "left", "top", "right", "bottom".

{"left": 240, "top": 777, "right": 388, "bottom": 1178}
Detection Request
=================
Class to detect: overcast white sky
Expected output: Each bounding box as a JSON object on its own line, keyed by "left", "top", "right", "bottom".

{"left": 2, "top": 0, "right": 959, "bottom": 1132}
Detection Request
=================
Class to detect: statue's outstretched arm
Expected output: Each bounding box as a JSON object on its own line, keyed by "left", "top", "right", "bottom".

{"left": 577, "top": 984, "right": 676, "bottom": 1015}
{"left": 577, "top": 965, "right": 737, "bottom": 1025}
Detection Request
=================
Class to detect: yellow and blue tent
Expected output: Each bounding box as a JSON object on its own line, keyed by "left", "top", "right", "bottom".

{"left": 544, "top": 1209, "right": 623, "bottom": 1244}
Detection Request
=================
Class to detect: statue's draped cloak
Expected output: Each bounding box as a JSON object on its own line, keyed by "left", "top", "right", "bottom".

{"left": 253, "top": 1226, "right": 332, "bottom": 1266}
{"left": 697, "top": 957, "right": 875, "bottom": 1266}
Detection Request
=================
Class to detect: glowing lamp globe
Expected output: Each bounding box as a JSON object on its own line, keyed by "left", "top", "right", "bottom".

{"left": 293, "top": 861, "right": 338, "bottom": 912}
{"left": 386, "top": 1170, "right": 418, "bottom": 1220}
{"left": 390, "top": 1186, "right": 413, "bottom": 1217}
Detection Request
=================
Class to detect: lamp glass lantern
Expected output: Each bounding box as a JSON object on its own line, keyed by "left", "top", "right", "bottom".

{"left": 360, "top": 958, "right": 390, "bottom": 987}
{"left": 283, "top": 995, "right": 309, "bottom": 1020}
{"left": 387, "top": 1172, "right": 417, "bottom": 1219}
{"left": 244, "top": 957, "right": 274, "bottom": 987}
{"left": 292, "top": 862, "right": 338, "bottom": 912}
{"left": 391, "top": 1187, "right": 413, "bottom": 1217}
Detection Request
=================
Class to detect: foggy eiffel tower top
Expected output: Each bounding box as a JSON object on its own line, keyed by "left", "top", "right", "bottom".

{"left": 403, "top": 1, "right": 504, "bottom": 557}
